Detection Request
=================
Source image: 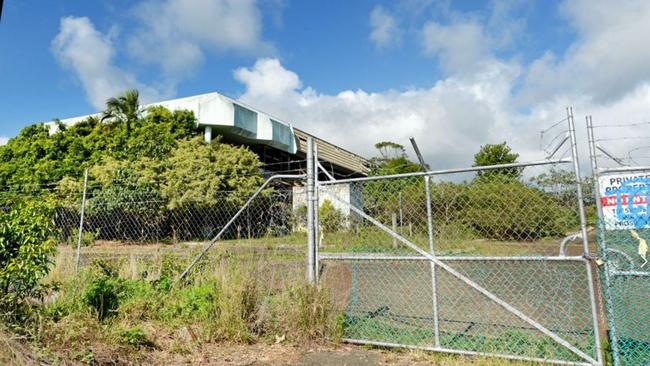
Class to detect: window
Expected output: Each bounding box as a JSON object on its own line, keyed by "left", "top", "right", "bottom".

{"left": 271, "top": 119, "right": 292, "bottom": 148}
{"left": 234, "top": 104, "right": 257, "bottom": 136}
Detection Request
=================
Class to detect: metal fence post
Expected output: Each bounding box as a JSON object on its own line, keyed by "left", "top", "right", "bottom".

{"left": 75, "top": 169, "right": 88, "bottom": 273}
{"left": 567, "top": 107, "right": 590, "bottom": 255}
{"left": 587, "top": 115, "right": 620, "bottom": 366}
{"left": 314, "top": 142, "right": 320, "bottom": 283}
{"left": 398, "top": 192, "right": 403, "bottom": 232}
{"left": 307, "top": 137, "right": 315, "bottom": 283}
{"left": 409, "top": 137, "right": 441, "bottom": 348}
{"left": 424, "top": 175, "right": 441, "bottom": 348}
{"left": 568, "top": 107, "right": 604, "bottom": 366}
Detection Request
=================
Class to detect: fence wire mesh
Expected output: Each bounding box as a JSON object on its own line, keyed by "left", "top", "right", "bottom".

{"left": 317, "top": 163, "right": 590, "bottom": 257}
{"left": 0, "top": 172, "right": 309, "bottom": 271}
{"left": 57, "top": 186, "right": 305, "bottom": 251}
{"left": 318, "top": 160, "right": 601, "bottom": 365}
{"left": 321, "top": 258, "right": 597, "bottom": 363}
{"left": 593, "top": 172, "right": 650, "bottom": 366}
{"left": 588, "top": 116, "right": 650, "bottom": 366}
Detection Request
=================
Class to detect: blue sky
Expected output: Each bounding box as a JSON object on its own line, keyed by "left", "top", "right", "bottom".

{"left": 1, "top": 0, "right": 650, "bottom": 166}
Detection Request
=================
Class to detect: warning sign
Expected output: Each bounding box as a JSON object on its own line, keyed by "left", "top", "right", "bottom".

{"left": 598, "top": 172, "right": 650, "bottom": 230}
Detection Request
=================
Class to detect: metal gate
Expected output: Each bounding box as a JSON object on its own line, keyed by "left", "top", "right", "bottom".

{"left": 313, "top": 109, "right": 603, "bottom": 365}
{"left": 587, "top": 117, "right": 650, "bottom": 366}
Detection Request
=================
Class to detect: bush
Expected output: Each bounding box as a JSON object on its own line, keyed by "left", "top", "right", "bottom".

{"left": 464, "top": 178, "right": 576, "bottom": 240}
{"left": 159, "top": 281, "right": 218, "bottom": 324}
{"left": 319, "top": 200, "right": 344, "bottom": 233}
{"left": 67, "top": 228, "right": 98, "bottom": 247}
{"left": 83, "top": 275, "right": 122, "bottom": 321}
{"left": 118, "top": 325, "right": 154, "bottom": 348}
{"left": 0, "top": 200, "right": 56, "bottom": 324}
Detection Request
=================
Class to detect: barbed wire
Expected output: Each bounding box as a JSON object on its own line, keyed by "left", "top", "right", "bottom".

{"left": 540, "top": 129, "right": 569, "bottom": 154}
{"left": 592, "top": 121, "right": 650, "bottom": 128}
{"left": 539, "top": 117, "right": 568, "bottom": 135}
{"left": 595, "top": 136, "right": 650, "bottom": 142}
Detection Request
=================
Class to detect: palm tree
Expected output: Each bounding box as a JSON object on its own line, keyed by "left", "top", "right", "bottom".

{"left": 101, "top": 89, "right": 141, "bottom": 132}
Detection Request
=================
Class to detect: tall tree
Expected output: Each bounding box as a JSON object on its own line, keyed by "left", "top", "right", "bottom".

{"left": 370, "top": 141, "right": 420, "bottom": 175}
{"left": 473, "top": 142, "right": 521, "bottom": 179}
{"left": 101, "top": 89, "right": 142, "bottom": 132}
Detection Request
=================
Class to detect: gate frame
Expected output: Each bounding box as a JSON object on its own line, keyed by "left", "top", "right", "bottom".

{"left": 586, "top": 115, "right": 650, "bottom": 366}
{"left": 312, "top": 109, "right": 603, "bottom": 366}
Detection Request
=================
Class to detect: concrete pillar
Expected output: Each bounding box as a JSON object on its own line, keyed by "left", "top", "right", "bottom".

{"left": 204, "top": 126, "right": 212, "bottom": 143}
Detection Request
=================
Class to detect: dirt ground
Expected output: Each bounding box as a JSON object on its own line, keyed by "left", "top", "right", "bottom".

{"left": 110, "top": 343, "right": 524, "bottom": 366}
{"left": 1, "top": 337, "right": 527, "bottom": 366}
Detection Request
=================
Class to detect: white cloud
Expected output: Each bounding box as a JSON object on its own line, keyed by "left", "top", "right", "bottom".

{"left": 51, "top": 16, "right": 164, "bottom": 110}
{"left": 234, "top": 58, "right": 301, "bottom": 99}
{"left": 128, "top": 0, "right": 271, "bottom": 80}
{"left": 369, "top": 6, "right": 401, "bottom": 49}
{"left": 235, "top": 53, "right": 650, "bottom": 170}
{"left": 416, "top": 0, "right": 529, "bottom": 76}
{"left": 0, "top": 137, "right": 8, "bottom": 146}
{"left": 421, "top": 19, "right": 492, "bottom": 74}
{"left": 521, "top": 0, "right": 650, "bottom": 103}
{"left": 234, "top": 57, "right": 544, "bottom": 168}
{"left": 52, "top": 0, "right": 271, "bottom": 111}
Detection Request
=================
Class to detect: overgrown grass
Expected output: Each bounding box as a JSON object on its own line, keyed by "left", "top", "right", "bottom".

{"left": 17, "top": 232, "right": 599, "bottom": 364}
{"left": 36, "top": 245, "right": 341, "bottom": 363}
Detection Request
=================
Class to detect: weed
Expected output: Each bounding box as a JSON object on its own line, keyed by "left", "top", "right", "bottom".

{"left": 117, "top": 325, "right": 154, "bottom": 348}
{"left": 82, "top": 275, "right": 122, "bottom": 321}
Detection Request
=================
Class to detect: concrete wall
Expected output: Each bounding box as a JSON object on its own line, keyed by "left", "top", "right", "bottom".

{"left": 292, "top": 183, "right": 363, "bottom": 229}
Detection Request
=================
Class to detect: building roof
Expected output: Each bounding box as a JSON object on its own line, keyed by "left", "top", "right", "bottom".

{"left": 44, "top": 91, "right": 370, "bottom": 175}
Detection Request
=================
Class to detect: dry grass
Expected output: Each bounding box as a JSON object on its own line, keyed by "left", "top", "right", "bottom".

{"left": 34, "top": 240, "right": 587, "bottom": 365}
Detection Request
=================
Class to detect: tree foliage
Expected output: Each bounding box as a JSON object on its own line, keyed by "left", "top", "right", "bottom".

{"left": 0, "top": 93, "right": 201, "bottom": 186}
{"left": 319, "top": 200, "right": 344, "bottom": 233}
{"left": 161, "top": 137, "right": 264, "bottom": 209}
{"left": 0, "top": 200, "right": 56, "bottom": 313}
{"left": 102, "top": 89, "right": 142, "bottom": 128}
{"left": 365, "top": 141, "right": 422, "bottom": 219}
{"left": 0, "top": 89, "right": 268, "bottom": 243}
{"left": 463, "top": 180, "right": 576, "bottom": 240}
{"left": 362, "top": 140, "right": 579, "bottom": 241}
{"left": 374, "top": 141, "right": 407, "bottom": 160}
{"left": 473, "top": 142, "right": 521, "bottom": 179}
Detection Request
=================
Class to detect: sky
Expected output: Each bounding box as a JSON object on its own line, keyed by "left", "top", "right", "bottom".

{"left": 1, "top": 0, "right": 650, "bottom": 168}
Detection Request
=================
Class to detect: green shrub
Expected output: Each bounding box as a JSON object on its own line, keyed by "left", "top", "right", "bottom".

{"left": 83, "top": 275, "right": 122, "bottom": 321}
{"left": 118, "top": 325, "right": 154, "bottom": 348}
{"left": 464, "top": 178, "right": 576, "bottom": 240}
{"left": 159, "top": 281, "right": 219, "bottom": 324}
{"left": 67, "top": 228, "right": 98, "bottom": 247}
{"left": 292, "top": 204, "right": 308, "bottom": 230}
{"left": 0, "top": 200, "right": 56, "bottom": 325}
{"left": 319, "top": 200, "right": 344, "bottom": 232}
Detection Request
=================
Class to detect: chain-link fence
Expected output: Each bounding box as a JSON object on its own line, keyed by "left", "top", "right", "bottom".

{"left": 315, "top": 163, "right": 589, "bottom": 257}
{"left": 0, "top": 167, "right": 309, "bottom": 276}
{"left": 59, "top": 187, "right": 302, "bottom": 247}
{"left": 317, "top": 162, "right": 601, "bottom": 365}
{"left": 587, "top": 117, "right": 650, "bottom": 366}
{"left": 316, "top": 110, "right": 603, "bottom": 365}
